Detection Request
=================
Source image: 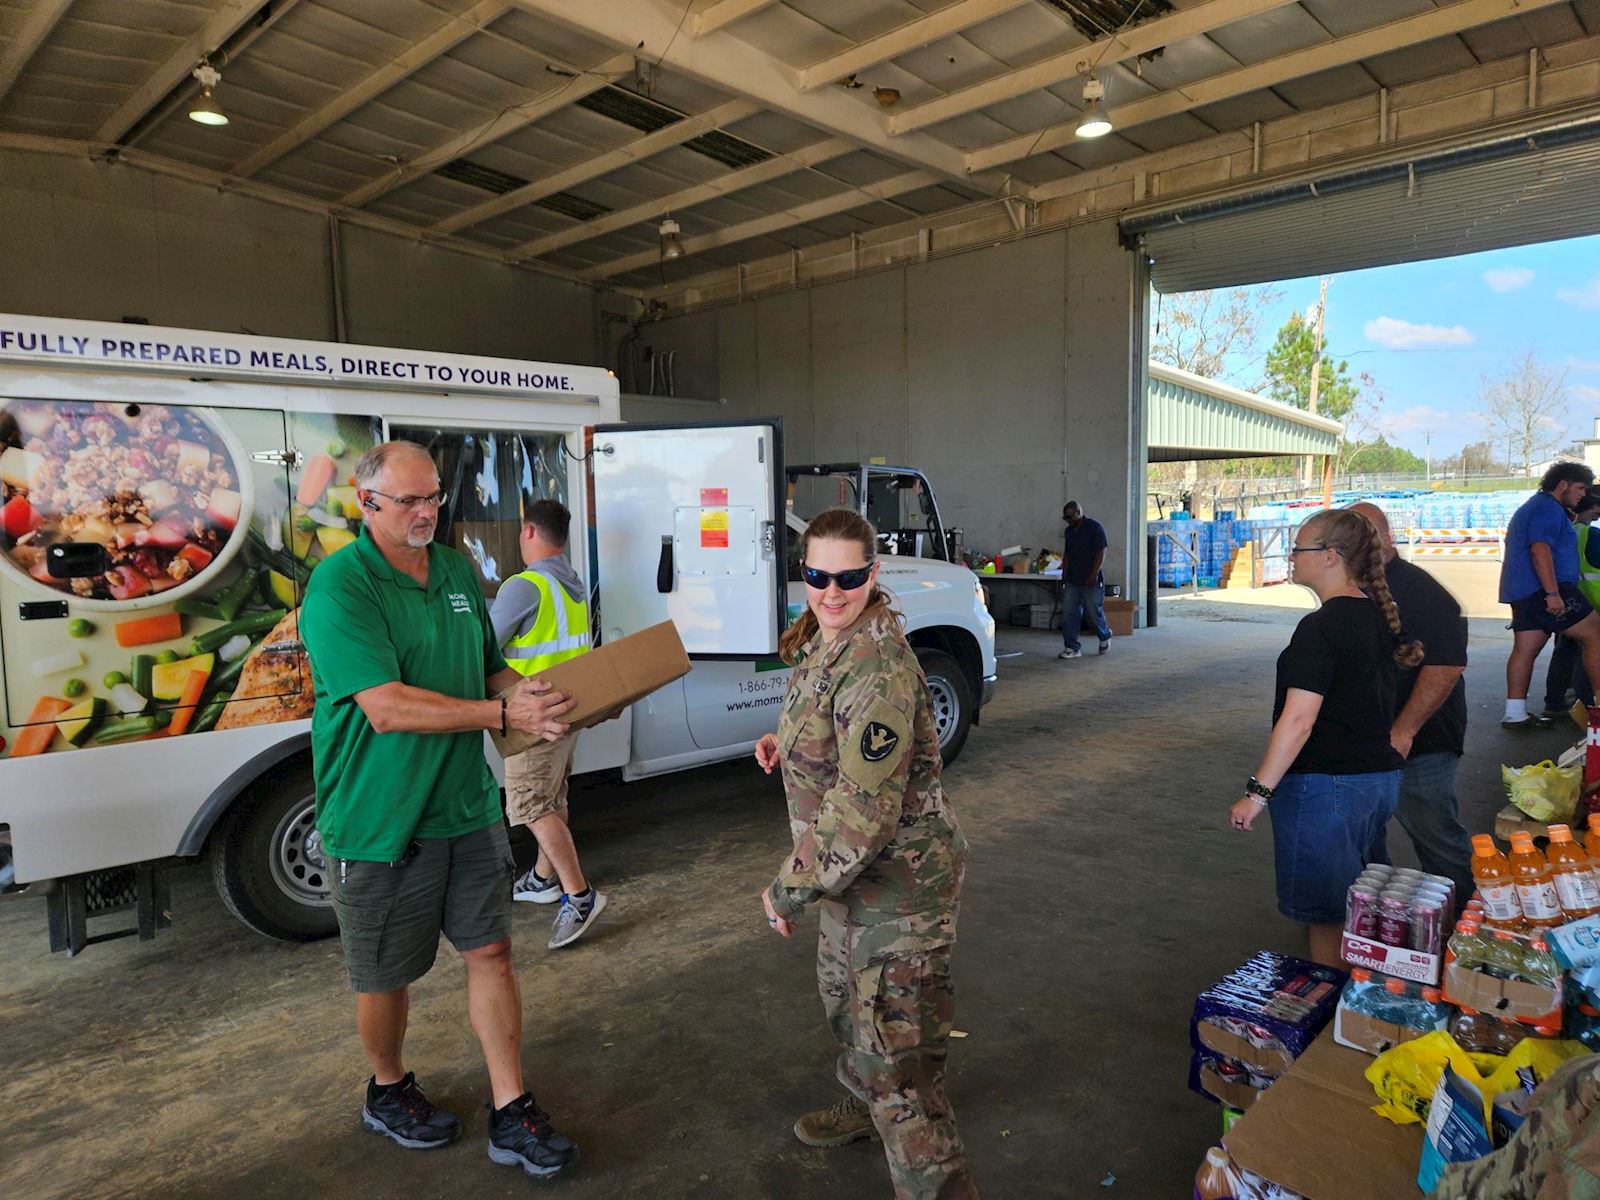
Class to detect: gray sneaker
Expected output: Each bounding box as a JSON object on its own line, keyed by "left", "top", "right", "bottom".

{"left": 1098, "top": 640, "right": 1110, "bottom": 655}
{"left": 512, "top": 866, "right": 562, "bottom": 904}
{"left": 1057, "top": 648, "right": 1082, "bottom": 660}
{"left": 549, "top": 891, "right": 608, "bottom": 949}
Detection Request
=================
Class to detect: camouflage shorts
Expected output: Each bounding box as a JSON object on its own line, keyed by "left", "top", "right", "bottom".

{"left": 818, "top": 900, "right": 978, "bottom": 1200}
{"left": 504, "top": 733, "right": 575, "bottom": 825}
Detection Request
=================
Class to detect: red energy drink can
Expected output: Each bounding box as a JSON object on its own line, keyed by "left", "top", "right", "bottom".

{"left": 1346, "top": 884, "right": 1381, "bottom": 938}
{"left": 1378, "top": 896, "right": 1412, "bottom": 946}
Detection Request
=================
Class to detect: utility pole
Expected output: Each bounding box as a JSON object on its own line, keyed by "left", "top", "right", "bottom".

{"left": 1305, "top": 277, "right": 1330, "bottom": 494}
{"left": 1425, "top": 431, "right": 1431, "bottom": 484}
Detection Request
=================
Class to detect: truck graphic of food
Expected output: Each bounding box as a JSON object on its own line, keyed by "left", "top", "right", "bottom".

{"left": 0, "top": 399, "right": 378, "bottom": 757}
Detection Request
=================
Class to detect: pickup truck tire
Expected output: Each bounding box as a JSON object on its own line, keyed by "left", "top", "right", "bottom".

{"left": 915, "top": 647, "right": 972, "bottom": 765}
{"left": 209, "top": 761, "right": 337, "bottom": 942}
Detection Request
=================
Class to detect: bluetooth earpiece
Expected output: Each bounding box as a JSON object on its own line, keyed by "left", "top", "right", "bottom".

{"left": 362, "top": 496, "right": 380, "bottom": 512}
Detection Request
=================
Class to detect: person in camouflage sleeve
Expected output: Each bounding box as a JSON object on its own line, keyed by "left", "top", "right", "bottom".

{"left": 1435, "top": 1054, "right": 1600, "bottom": 1199}
{"left": 755, "top": 507, "right": 977, "bottom": 1200}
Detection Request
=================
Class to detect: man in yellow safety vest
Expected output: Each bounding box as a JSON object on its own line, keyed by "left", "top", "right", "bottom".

{"left": 491, "top": 499, "right": 608, "bottom": 949}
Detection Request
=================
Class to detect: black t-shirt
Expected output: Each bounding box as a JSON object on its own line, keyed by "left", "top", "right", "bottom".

{"left": 1274, "top": 596, "right": 1404, "bottom": 775}
{"left": 1063, "top": 518, "right": 1108, "bottom": 585}
{"left": 1384, "top": 558, "right": 1468, "bottom": 757}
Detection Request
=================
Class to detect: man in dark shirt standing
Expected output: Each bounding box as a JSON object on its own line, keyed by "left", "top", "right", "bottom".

{"left": 1351, "top": 504, "right": 1473, "bottom": 906}
{"left": 1058, "top": 500, "right": 1113, "bottom": 660}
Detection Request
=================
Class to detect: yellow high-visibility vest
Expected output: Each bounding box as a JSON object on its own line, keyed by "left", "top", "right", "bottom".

{"left": 503, "top": 568, "right": 590, "bottom": 676}
{"left": 1580, "top": 524, "right": 1600, "bottom": 612}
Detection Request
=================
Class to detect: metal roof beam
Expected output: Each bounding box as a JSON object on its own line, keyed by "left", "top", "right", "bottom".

{"left": 231, "top": 0, "right": 512, "bottom": 178}
{"left": 893, "top": 0, "right": 1299, "bottom": 135}
{"left": 0, "top": 0, "right": 74, "bottom": 104}
{"left": 966, "top": 0, "right": 1572, "bottom": 172}
{"left": 95, "top": 0, "right": 296, "bottom": 145}
{"left": 695, "top": 0, "right": 782, "bottom": 36}
{"left": 508, "top": 0, "right": 1024, "bottom": 198}
{"left": 340, "top": 51, "right": 632, "bottom": 209}
{"left": 800, "top": 0, "right": 1034, "bottom": 93}
{"left": 432, "top": 97, "right": 760, "bottom": 234}
{"left": 513, "top": 136, "right": 854, "bottom": 260}
{"left": 582, "top": 168, "right": 938, "bottom": 280}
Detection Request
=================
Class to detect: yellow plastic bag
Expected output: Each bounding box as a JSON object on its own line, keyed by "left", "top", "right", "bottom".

{"left": 1366, "top": 1029, "right": 1592, "bottom": 1126}
{"left": 1502, "top": 759, "right": 1581, "bottom": 824}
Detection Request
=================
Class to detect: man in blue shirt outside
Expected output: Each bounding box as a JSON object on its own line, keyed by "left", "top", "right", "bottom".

{"left": 1057, "top": 500, "right": 1113, "bottom": 660}
{"left": 1500, "top": 461, "right": 1600, "bottom": 728}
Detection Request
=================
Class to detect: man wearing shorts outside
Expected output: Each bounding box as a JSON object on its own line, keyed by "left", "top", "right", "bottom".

{"left": 491, "top": 499, "right": 608, "bottom": 949}
{"left": 300, "top": 440, "right": 580, "bottom": 1180}
{"left": 1500, "top": 461, "right": 1600, "bottom": 729}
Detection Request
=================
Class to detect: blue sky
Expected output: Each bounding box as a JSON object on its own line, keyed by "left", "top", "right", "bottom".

{"left": 1161, "top": 235, "right": 1600, "bottom": 462}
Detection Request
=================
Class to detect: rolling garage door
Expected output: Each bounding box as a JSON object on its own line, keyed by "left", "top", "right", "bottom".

{"left": 1127, "top": 116, "right": 1600, "bottom": 294}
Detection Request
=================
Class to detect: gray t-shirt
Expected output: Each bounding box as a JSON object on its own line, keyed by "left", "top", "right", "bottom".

{"left": 489, "top": 554, "right": 585, "bottom": 646}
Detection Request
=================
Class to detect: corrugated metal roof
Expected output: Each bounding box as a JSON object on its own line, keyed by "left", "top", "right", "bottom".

{"left": 1147, "top": 361, "right": 1342, "bottom": 461}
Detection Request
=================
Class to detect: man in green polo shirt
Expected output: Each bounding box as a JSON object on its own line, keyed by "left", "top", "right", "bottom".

{"left": 299, "top": 439, "right": 579, "bottom": 1181}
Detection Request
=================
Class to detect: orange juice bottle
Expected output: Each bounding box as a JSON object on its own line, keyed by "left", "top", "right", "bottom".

{"left": 1471, "top": 835, "right": 1523, "bottom": 927}
{"left": 1588, "top": 814, "right": 1600, "bottom": 853}
{"left": 1508, "top": 831, "right": 1564, "bottom": 928}
{"left": 1547, "top": 825, "right": 1600, "bottom": 918}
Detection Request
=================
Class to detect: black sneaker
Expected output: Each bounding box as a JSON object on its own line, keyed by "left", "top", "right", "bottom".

{"left": 1502, "top": 715, "right": 1553, "bottom": 730}
{"left": 361, "top": 1073, "right": 461, "bottom": 1150}
{"left": 487, "top": 1093, "right": 577, "bottom": 1179}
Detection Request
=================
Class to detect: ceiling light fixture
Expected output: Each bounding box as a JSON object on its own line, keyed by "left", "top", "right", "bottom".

{"left": 188, "top": 62, "right": 228, "bottom": 126}
{"left": 1075, "top": 77, "right": 1112, "bottom": 139}
{"left": 873, "top": 87, "right": 901, "bottom": 108}
{"left": 659, "top": 217, "right": 683, "bottom": 260}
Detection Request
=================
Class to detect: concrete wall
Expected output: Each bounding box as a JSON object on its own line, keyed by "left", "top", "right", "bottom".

{"left": 630, "top": 218, "right": 1145, "bottom": 594}
{"left": 0, "top": 148, "right": 599, "bottom": 364}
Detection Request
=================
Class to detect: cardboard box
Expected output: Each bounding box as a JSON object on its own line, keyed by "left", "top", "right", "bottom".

{"left": 1332, "top": 999, "right": 1446, "bottom": 1057}
{"left": 1104, "top": 598, "right": 1136, "bottom": 638}
{"left": 1191, "top": 1053, "right": 1273, "bottom": 1110}
{"left": 490, "top": 620, "right": 690, "bottom": 757}
{"left": 1441, "top": 959, "right": 1563, "bottom": 1024}
{"left": 1224, "top": 1033, "right": 1424, "bottom": 1200}
{"left": 1341, "top": 932, "right": 1442, "bottom": 985}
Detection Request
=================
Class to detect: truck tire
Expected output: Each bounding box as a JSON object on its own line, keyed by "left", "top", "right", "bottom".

{"left": 915, "top": 647, "right": 973, "bottom": 765}
{"left": 209, "top": 760, "right": 337, "bottom": 941}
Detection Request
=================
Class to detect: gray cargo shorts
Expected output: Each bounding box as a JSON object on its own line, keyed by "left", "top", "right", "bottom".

{"left": 328, "top": 821, "right": 514, "bottom": 994}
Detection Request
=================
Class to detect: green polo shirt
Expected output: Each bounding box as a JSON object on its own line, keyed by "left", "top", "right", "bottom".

{"left": 299, "top": 527, "right": 508, "bottom": 861}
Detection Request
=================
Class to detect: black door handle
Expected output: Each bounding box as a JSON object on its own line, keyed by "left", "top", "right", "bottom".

{"left": 656, "top": 536, "right": 674, "bottom": 593}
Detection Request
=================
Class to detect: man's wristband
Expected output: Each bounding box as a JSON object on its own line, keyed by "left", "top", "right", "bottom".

{"left": 499, "top": 697, "right": 508, "bottom": 737}
{"left": 1245, "top": 776, "right": 1275, "bottom": 802}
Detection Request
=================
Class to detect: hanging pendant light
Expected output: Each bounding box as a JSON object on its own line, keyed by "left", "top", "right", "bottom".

{"left": 659, "top": 217, "right": 684, "bottom": 261}
{"left": 1076, "top": 77, "right": 1112, "bottom": 139}
{"left": 188, "top": 63, "right": 229, "bottom": 126}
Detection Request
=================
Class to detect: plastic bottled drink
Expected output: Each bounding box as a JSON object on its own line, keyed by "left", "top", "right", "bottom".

{"left": 1523, "top": 935, "right": 1562, "bottom": 989}
{"left": 1341, "top": 968, "right": 1377, "bottom": 1015}
{"left": 1450, "top": 1007, "right": 1499, "bottom": 1053}
{"left": 1508, "top": 832, "right": 1564, "bottom": 928}
{"left": 1472, "top": 835, "right": 1524, "bottom": 927}
{"left": 1418, "top": 987, "right": 1448, "bottom": 1031}
{"left": 1485, "top": 930, "right": 1526, "bottom": 980}
{"left": 1194, "top": 1146, "right": 1242, "bottom": 1200}
{"left": 1588, "top": 814, "right": 1600, "bottom": 853}
{"left": 1448, "top": 919, "right": 1487, "bottom": 972}
{"left": 1380, "top": 977, "right": 1415, "bottom": 1027}
{"left": 1548, "top": 824, "right": 1600, "bottom": 918}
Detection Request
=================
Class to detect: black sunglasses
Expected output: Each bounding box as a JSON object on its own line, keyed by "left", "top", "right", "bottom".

{"left": 802, "top": 565, "right": 873, "bottom": 591}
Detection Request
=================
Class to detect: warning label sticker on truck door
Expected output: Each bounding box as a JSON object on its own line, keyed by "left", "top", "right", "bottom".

{"left": 700, "top": 509, "right": 729, "bottom": 549}
{"left": 700, "top": 488, "right": 728, "bottom": 506}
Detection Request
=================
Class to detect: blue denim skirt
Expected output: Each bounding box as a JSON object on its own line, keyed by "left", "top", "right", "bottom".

{"left": 1267, "top": 770, "right": 1401, "bottom": 924}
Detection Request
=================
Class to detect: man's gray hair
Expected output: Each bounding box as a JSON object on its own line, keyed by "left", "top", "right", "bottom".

{"left": 353, "top": 440, "right": 435, "bottom": 491}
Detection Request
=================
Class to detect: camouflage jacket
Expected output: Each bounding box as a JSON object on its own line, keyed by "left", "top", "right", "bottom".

{"left": 766, "top": 605, "right": 968, "bottom": 962}
{"left": 1434, "top": 1054, "right": 1600, "bottom": 1199}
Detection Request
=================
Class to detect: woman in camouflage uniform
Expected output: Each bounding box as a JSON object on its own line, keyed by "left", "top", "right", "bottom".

{"left": 756, "top": 508, "right": 977, "bottom": 1200}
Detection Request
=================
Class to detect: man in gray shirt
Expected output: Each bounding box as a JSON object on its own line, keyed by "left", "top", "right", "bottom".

{"left": 490, "top": 500, "right": 607, "bottom": 949}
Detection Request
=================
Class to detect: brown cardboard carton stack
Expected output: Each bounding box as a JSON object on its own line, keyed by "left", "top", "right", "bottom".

{"left": 490, "top": 621, "right": 690, "bottom": 757}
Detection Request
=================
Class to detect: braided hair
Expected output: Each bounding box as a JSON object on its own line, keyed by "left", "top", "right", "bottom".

{"left": 1303, "top": 508, "right": 1425, "bottom": 669}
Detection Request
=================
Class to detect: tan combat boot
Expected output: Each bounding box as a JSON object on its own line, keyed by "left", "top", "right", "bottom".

{"left": 793, "top": 1095, "right": 879, "bottom": 1148}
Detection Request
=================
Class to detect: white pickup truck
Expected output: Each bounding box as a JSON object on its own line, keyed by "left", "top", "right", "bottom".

{"left": 0, "top": 315, "right": 996, "bottom": 948}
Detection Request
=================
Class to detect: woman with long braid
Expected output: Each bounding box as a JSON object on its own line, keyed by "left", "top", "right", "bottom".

{"left": 1229, "top": 508, "right": 1425, "bottom": 966}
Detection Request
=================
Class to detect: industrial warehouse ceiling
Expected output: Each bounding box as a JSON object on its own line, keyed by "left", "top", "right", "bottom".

{"left": 2, "top": 0, "right": 1599, "bottom": 295}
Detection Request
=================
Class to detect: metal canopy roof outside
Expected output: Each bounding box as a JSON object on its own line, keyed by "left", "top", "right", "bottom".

{"left": 2, "top": 1, "right": 1598, "bottom": 294}
{"left": 1146, "top": 360, "right": 1343, "bottom": 462}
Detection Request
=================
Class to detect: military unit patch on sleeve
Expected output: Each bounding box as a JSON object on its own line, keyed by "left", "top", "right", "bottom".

{"left": 860, "top": 721, "right": 899, "bottom": 762}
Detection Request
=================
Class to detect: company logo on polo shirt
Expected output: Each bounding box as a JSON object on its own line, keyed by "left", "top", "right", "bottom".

{"left": 447, "top": 591, "right": 473, "bottom": 614}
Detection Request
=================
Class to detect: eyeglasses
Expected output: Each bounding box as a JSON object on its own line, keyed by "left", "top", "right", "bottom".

{"left": 802, "top": 565, "right": 873, "bottom": 591}
{"left": 1288, "top": 544, "right": 1331, "bottom": 555}
{"left": 365, "top": 489, "right": 448, "bottom": 510}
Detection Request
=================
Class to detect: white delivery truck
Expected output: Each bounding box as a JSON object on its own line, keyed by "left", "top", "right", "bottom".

{"left": 0, "top": 314, "right": 996, "bottom": 950}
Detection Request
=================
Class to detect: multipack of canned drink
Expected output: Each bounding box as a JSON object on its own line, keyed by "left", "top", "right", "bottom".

{"left": 1345, "top": 864, "right": 1457, "bottom": 959}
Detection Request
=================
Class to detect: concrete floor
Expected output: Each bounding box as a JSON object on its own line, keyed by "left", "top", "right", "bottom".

{"left": 0, "top": 600, "right": 1577, "bottom": 1199}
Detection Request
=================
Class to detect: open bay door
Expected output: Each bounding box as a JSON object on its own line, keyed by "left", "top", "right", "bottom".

{"left": 591, "top": 421, "right": 784, "bottom": 656}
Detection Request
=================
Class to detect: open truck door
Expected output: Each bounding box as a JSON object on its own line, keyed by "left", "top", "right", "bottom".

{"left": 591, "top": 421, "right": 785, "bottom": 656}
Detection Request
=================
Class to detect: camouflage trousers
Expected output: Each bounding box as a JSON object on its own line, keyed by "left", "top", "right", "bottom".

{"left": 817, "top": 899, "right": 978, "bottom": 1200}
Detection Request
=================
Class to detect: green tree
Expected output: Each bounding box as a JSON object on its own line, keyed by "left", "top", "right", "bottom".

{"left": 1262, "top": 311, "right": 1360, "bottom": 421}
{"left": 1150, "top": 284, "right": 1284, "bottom": 383}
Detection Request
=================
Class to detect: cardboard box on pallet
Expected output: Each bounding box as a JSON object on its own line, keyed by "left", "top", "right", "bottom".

{"left": 489, "top": 620, "right": 690, "bottom": 757}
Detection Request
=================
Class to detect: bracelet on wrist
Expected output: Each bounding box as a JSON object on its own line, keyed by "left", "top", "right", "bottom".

{"left": 1246, "top": 776, "right": 1275, "bottom": 802}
